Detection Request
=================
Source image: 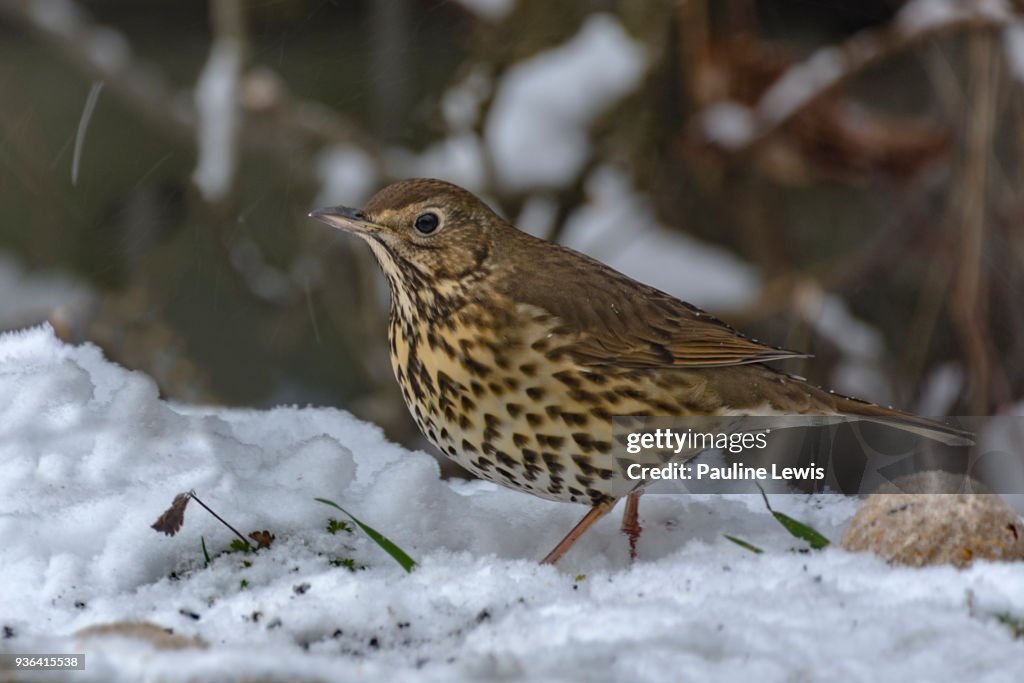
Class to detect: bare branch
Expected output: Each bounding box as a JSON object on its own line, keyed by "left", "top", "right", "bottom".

{"left": 0, "top": 0, "right": 382, "bottom": 188}
{"left": 697, "top": 0, "right": 1019, "bottom": 152}
{"left": 0, "top": 0, "right": 195, "bottom": 140}
{"left": 950, "top": 32, "right": 1008, "bottom": 412}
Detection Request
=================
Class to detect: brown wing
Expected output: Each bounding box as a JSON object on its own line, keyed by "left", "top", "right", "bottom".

{"left": 500, "top": 233, "right": 807, "bottom": 369}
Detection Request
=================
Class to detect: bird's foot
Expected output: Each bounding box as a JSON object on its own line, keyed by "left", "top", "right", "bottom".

{"left": 540, "top": 499, "right": 616, "bottom": 565}
{"left": 620, "top": 491, "right": 643, "bottom": 561}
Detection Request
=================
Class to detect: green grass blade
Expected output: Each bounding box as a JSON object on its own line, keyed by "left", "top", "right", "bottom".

{"left": 995, "top": 612, "right": 1024, "bottom": 639}
{"left": 201, "top": 536, "right": 211, "bottom": 566}
{"left": 757, "top": 485, "right": 831, "bottom": 550}
{"left": 724, "top": 534, "right": 764, "bottom": 554}
{"left": 770, "top": 511, "right": 831, "bottom": 549}
{"left": 315, "top": 497, "right": 417, "bottom": 572}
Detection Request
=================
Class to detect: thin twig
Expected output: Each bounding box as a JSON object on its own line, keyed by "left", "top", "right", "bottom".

{"left": 71, "top": 80, "right": 103, "bottom": 186}
{"left": 951, "top": 31, "right": 999, "bottom": 414}
{"left": 0, "top": 0, "right": 380, "bottom": 171}
{"left": 188, "top": 491, "right": 252, "bottom": 550}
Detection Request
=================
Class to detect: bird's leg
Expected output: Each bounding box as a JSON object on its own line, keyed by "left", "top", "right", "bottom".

{"left": 620, "top": 490, "right": 643, "bottom": 561}
{"left": 540, "top": 499, "right": 616, "bottom": 565}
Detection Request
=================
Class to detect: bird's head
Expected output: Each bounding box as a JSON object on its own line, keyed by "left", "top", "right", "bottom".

{"left": 310, "top": 179, "right": 508, "bottom": 295}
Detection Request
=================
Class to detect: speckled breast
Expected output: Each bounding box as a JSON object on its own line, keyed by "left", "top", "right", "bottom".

{"left": 385, "top": 286, "right": 736, "bottom": 507}
{"left": 387, "top": 294, "right": 645, "bottom": 506}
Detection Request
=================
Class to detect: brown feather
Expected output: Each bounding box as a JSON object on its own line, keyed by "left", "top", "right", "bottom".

{"left": 495, "top": 229, "right": 807, "bottom": 369}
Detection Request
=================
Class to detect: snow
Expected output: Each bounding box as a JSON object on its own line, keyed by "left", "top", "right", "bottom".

{"left": 1005, "top": 22, "right": 1024, "bottom": 85}
{"left": 560, "top": 168, "right": 760, "bottom": 310}
{"left": 792, "top": 285, "right": 891, "bottom": 404}
{"left": 916, "top": 363, "right": 966, "bottom": 416}
{"left": 896, "top": 0, "right": 963, "bottom": 35}
{"left": 701, "top": 102, "right": 757, "bottom": 149}
{"left": 441, "top": 67, "right": 492, "bottom": 131}
{"left": 397, "top": 67, "right": 495, "bottom": 189}
{"left": 87, "top": 26, "right": 130, "bottom": 73}
{"left": 27, "top": 0, "right": 83, "bottom": 39}
{"left": 514, "top": 193, "right": 559, "bottom": 237}
{"left": 454, "top": 0, "right": 515, "bottom": 23}
{"left": 192, "top": 38, "right": 242, "bottom": 202}
{"left": 895, "top": 0, "right": 1011, "bottom": 34}
{"left": 977, "top": 0, "right": 1015, "bottom": 22}
{"left": 398, "top": 133, "right": 488, "bottom": 193}
{"left": 0, "top": 253, "right": 95, "bottom": 331}
{"left": 757, "top": 47, "right": 844, "bottom": 126}
{"left": 2, "top": 325, "right": 1024, "bottom": 682}
{"left": 485, "top": 15, "right": 647, "bottom": 192}
{"left": 314, "top": 145, "right": 379, "bottom": 210}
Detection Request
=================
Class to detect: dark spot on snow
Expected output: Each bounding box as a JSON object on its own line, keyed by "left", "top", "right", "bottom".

{"left": 293, "top": 582, "right": 311, "bottom": 595}
{"left": 3, "top": 625, "right": 14, "bottom": 639}
{"left": 179, "top": 609, "right": 201, "bottom": 621}
{"left": 476, "top": 609, "right": 491, "bottom": 623}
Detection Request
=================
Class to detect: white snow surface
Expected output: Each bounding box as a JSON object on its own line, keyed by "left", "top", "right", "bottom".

{"left": 486, "top": 15, "right": 647, "bottom": 192}
{"left": 1, "top": 325, "right": 1023, "bottom": 682}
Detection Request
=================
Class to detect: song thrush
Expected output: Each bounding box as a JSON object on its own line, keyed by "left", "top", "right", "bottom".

{"left": 311, "top": 178, "right": 967, "bottom": 564}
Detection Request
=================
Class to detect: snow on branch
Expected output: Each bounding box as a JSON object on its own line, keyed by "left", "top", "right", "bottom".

{"left": 192, "top": 0, "right": 244, "bottom": 203}
{"left": 699, "top": 0, "right": 1021, "bottom": 151}
{"left": 0, "top": 0, "right": 382, "bottom": 198}
{"left": 1006, "top": 21, "right": 1024, "bottom": 84}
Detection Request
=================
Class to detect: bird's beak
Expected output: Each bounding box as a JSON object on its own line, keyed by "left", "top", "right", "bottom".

{"left": 308, "top": 206, "right": 380, "bottom": 235}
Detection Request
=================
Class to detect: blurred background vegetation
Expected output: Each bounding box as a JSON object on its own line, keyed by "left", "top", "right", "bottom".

{"left": 1, "top": 0, "right": 1022, "bottom": 456}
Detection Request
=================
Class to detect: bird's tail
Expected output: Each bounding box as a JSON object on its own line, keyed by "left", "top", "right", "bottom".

{"left": 825, "top": 394, "right": 972, "bottom": 446}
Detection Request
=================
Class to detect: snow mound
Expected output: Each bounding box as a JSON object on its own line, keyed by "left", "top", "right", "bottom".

{"left": 486, "top": 15, "right": 647, "bottom": 192}
{"left": 1, "top": 325, "right": 1022, "bottom": 682}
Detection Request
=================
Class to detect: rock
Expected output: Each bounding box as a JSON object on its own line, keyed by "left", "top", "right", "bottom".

{"left": 841, "top": 471, "right": 1024, "bottom": 568}
{"left": 76, "top": 621, "right": 206, "bottom": 651}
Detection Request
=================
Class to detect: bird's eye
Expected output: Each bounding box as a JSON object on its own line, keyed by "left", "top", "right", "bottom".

{"left": 414, "top": 212, "right": 440, "bottom": 235}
